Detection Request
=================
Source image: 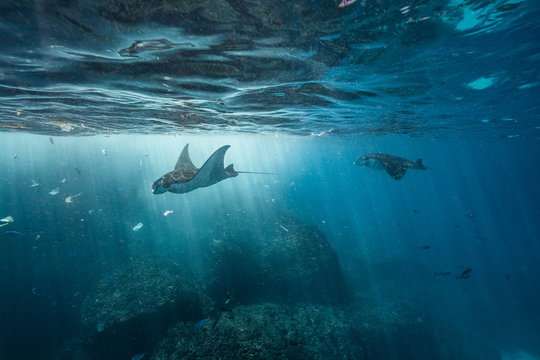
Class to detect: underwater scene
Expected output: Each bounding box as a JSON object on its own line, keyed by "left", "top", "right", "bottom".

{"left": 1, "top": 0, "right": 540, "bottom": 359}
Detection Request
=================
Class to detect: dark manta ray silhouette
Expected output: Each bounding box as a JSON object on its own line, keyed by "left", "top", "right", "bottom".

{"left": 354, "top": 153, "right": 427, "bottom": 180}
{"left": 152, "top": 144, "right": 271, "bottom": 194}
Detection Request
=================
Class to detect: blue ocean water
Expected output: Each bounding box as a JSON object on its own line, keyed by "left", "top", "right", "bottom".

{"left": 1, "top": 0, "right": 540, "bottom": 359}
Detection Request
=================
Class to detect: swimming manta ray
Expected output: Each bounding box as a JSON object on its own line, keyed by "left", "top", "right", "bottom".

{"left": 152, "top": 144, "right": 237, "bottom": 194}
{"left": 152, "top": 144, "right": 271, "bottom": 194}
{"left": 354, "top": 153, "right": 427, "bottom": 180}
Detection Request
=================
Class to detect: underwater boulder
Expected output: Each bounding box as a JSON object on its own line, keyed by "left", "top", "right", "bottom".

{"left": 80, "top": 256, "right": 214, "bottom": 359}
{"left": 149, "top": 303, "right": 360, "bottom": 360}
{"left": 206, "top": 213, "right": 349, "bottom": 305}
{"left": 346, "top": 297, "right": 438, "bottom": 359}
{"left": 149, "top": 298, "right": 493, "bottom": 360}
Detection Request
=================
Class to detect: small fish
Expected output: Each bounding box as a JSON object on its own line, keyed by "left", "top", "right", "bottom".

{"left": 131, "top": 352, "right": 145, "bottom": 360}
{"left": 279, "top": 224, "right": 289, "bottom": 232}
{"left": 194, "top": 318, "right": 209, "bottom": 328}
{"left": 32, "top": 287, "right": 46, "bottom": 297}
{"left": 420, "top": 245, "right": 431, "bottom": 250}
{"left": 211, "top": 312, "right": 223, "bottom": 329}
{"left": 101, "top": 149, "right": 108, "bottom": 156}
{"left": 4, "top": 230, "right": 22, "bottom": 236}
{"left": 434, "top": 271, "right": 451, "bottom": 276}
{"left": 133, "top": 223, "right": 143, "bottom": 231}
{"left": 49, "top": 137, "right": 54, "bottom": 144}
{"left": 163, "top": 210, "right": 174, "bottom": 216}
{"left": 456, "top": 268, "right": 472, "bottom": 279}
{"left": 30, "top": 179, "right": 41, "bottom": 187}
{"left": 49, "top": 188, "right": 60, "bottom": 196}
{"left": 338, "top": 0, "right": 356, "bottom": 7}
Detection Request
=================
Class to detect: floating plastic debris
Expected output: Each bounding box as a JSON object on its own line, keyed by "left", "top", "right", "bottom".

{"left": 467, "top": 76, "right": 496, "bottom": 90}
{"left": 279, "top": 224, "right": 289, "bottom": 232}
{"left": 338, "top": 0, "right": 356, "bottom": 8}
{"left": 54, "top": 121, "right": 73, "bottom": 132}
{"left": 133, "top": 223, "right": 143, "bottom": 231}
{"left": 65, "top": 193, "right": 82, "bottom": 203}
{"left": 101, "top": 149, "right": 108, "bottom": 156}
{"left": 163, "top": 210, "right": 174, "bottom": 216}
{"left": 0, "top": 216, "right": 14, "bottom": 228}
{"left": 49, "top": 188, "right": 60, "bottom": 196}
{"left": 400, "top": 5, "right": 410, "bottom": 14}
{"left": 519, "top": 82, "right": 539, "bottom": 90}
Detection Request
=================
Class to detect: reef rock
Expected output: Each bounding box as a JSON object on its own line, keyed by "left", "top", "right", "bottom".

{"left": 81, "top": 256, "right": 213, "bottom": 359}
{"left": 206, "top": 213, "right": 349, "bottom": 305}
{"left": 149, "top": 299, "right": 447, "bottom": 360}
{"left": 150, "top": 303, "right": 358, "bottom": 360}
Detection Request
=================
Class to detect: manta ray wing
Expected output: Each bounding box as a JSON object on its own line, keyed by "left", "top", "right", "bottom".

{"left": 174, "top": 143, "right": 198, "bottom": 172}
{"left": 381, "top": 160, "right": 408, "bottom": 180}
{"left": 189, "top": 145, "right": 231, "bottom": 188}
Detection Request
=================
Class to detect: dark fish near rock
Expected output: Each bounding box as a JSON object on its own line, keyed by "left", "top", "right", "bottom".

{"left": 456, "top": 268, "right": 472, "bottom": 279}
{"left": 211, "top": 302, "right": 233, "bottom": 330}
{"left": 354, "top": 153, "right": 427, "bottom": 180}
{"left": 31, "top": 287, "right": 46, "bottom": 297}
{"left": 420, "top": 245, "right": 431, "bottom": 250}
{"left": 194, "top": 318, "right": 209, "bottom": 328}
{"left": 131, "top": 353, "right": 145, "bottom": 360}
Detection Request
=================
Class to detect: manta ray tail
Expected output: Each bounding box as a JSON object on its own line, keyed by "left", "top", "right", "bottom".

{"left": 235, "top": 170, "right": 278, "bottom": 175}
{"left": 225, "top": 163, "right": 277, "bottom": 175}
{"left": 415, "top": 159, "right": 428, "bottom": 170}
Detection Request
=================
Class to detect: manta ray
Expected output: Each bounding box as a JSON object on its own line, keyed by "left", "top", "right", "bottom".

{"left": 152, "top": 144, "right": 237, "bottom": 194}
{"left": 354, "top": 153, "right": 427, "bottom": 180}
{"left": 152, "top": 144, "right": 271, "bottom": 194}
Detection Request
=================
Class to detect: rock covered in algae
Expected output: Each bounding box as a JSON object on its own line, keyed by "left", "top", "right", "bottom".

{"left": 150, "top": 303, "right": 359, "bottom": 360}
{"left": 148, "top": 299, "right": 451, "bottom": 360}
{"left": 82, "top": 256, "right": 213, "bottom": 331}
{"left": 81, "top": 256, "right": 214, "bottom": 358}
{"left": 206, "top": 213, "right": 349, "bottom": 305}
